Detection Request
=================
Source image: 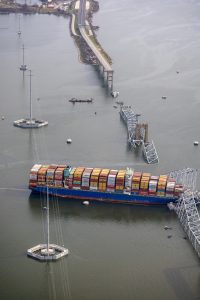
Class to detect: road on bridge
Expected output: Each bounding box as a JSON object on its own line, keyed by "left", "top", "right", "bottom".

{"left": 77, "top": 0, "right": 113, "bottom": 72}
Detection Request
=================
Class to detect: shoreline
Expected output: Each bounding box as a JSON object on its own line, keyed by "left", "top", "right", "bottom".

{"left": 0, "top": 0, "right": 70, "bottom": 16}
{"left": 0, "top": 0, "right": 112, "bottom": 66}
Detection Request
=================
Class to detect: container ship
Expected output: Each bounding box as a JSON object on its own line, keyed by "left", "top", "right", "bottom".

{"left": 29, "top": 164, "right": 184, "bottom": 205}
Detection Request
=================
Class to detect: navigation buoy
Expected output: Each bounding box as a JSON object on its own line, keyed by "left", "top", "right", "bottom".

{"left": 83, "top": 201, "right": 89, "bottom": 206}
{"left": 66, "top": 138, "right": 72, "bottom": 144}
{"left": 194, "top": 141, "right": 199, "bottom": 146}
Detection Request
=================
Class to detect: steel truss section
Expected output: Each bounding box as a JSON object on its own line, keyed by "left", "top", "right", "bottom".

{"left": 120, "top": 105, "right": 139, "bottom": 146}
{"left": 142, "top": 141, "right": 159, "bottom": 164}
{"left": 119, "top": 106, "right": 159, "bottom": 164}
{"left": 176, "top": 190, "right": 200, "bottom": 258}
{"left": 169, "top": 168, "right": 198, "bottom": 191}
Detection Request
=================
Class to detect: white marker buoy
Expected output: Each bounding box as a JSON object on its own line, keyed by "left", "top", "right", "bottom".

{"left": 66, "top": 138, "right": 72, "bottom": 144}
{"left": 83, "top": 201, "right": 89, "bottom": 206}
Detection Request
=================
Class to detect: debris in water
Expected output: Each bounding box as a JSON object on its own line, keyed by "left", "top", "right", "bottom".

{"left": 164, "top": 226, "right": 172, "bottom": 230}
{"left": 111, "top": 91, "right": 119, "bottom": 98}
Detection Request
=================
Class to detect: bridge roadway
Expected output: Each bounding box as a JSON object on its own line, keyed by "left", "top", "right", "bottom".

{"left": 77, "top": 0, "right": 113, "bottom": 73}
{"left": 79, "top": 26, "right": 113, "bottom": 71}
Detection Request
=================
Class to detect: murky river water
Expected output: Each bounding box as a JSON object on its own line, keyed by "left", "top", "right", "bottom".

{"left": 0, "top": 0, "right": 200, "bottom": 299}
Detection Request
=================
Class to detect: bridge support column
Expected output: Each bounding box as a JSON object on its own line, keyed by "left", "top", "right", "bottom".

{"left": 100, "top": 65, "right": 104, "bottom": 75}
{"left": 107, "top": 71, "right": 114, "bottom": 91}
{"left": 102, "top": 66, "right": 105, "bottom": 78}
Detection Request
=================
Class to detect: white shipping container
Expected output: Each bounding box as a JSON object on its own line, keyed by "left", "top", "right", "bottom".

{"left": 166, "top": 185, "right": 175, "bottom": 189}
{"left": 167, "top": 182, "right": 175, "bottom": 186}
{"left": 90, "top": 186, "right": 98, "bottom": 191}
{"left": 30, "top": 174, "right": 37, "bottom": 180}
{"left": 82, "top": 178, "right": 90, "bottom": 182}
{"left": 107, "top": 179, "right": 115, "bottom": 183}
{"left": 107, "top": 188, "right": 115, "bottom": 192}
{"left": 31, "top": 164, "right": 42, "bottom": 171}
{"left": 149, "top": 180, "right": 157, "bottom": 184}
{"left": 82, "top": 183, "right": 90, "bottom": 186}
{"left": 82, "top": 177, "right": 90, "bottom": 180}
{"left": 107, "top": 178, "right": 115, "bottom": 182}
{"left": 31, "top": 169, "right": 40, "bottom": 173}
{"left": 108, "top": 179, "right": 116, "bottom": 183}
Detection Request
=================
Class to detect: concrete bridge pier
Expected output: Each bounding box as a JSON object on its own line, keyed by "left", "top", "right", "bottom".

{"left": 100, "top": 65, "right": 105, "bottom": 77}
{"left": 98, "top": 64, "right": 103, "bottom": 74}
{"left": 95, "top": 63, "right": 113, "bottom": 91}
{"left": 107, "top": 70, "right": 114, "bottom": 91}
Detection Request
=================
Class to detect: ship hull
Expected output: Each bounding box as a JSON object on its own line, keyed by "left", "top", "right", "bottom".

{"left": 30, "top": 186, "right": 177, "bottom": 205}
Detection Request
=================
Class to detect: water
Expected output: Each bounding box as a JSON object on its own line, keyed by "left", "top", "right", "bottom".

{"left": 0, "top": 0, "right": 200, "bottom": 299}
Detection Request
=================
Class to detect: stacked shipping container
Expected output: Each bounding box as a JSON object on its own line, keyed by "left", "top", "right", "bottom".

{"left": 157, "top": 175, "right": 168, "bottom": 196}
{"left": 115, "top": 170, "right": 126, "bottom": 192}
{"left": 65, "top": 167, "right": 76, "bottom": 188}
{"left": 37, "top": 165, "right": 49, "bottom": 186}
{"left": 107, "top": 170, "right": 118, "bottom": 192}
{"left": 73, "top": 167, "right": 85, "bottom": 189}
{"left": 90, "top": 168, "right": 101, "bottom": 190}
{"left": 46, "top": 164, "right": 57, "bottom": 186}
{"left": 98, "top": 169, "right": 110, "bottom": 191}
{"left": 29, "top": 164, "right": 42, "bottom": 187}
{"left": 124, "top": 168, "right": 133, "bottom": 192}
{"left": 54, "top": 165, "right": 65, "bottom": 187}
{"left": 149, "top": 175, "right": 159, "bottom": 196}
{"left": 63, "top": 166, "right": 71, "bottom": 187}
{"left": 131, "top": 172, "right": 142, "bottom": 193}
{"left": 165, "top": 178, "right": 176, "bottom": 197}
{"left": 29, "top": 164, "right": 184, "bottom": 198}
{"left": 82, "top": 168, "right": 93, "bottom": 190}
{"left": 139, "top": 173, "right": 151, "bottom": 195}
